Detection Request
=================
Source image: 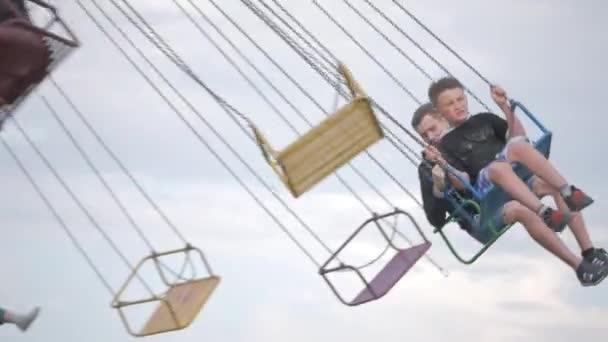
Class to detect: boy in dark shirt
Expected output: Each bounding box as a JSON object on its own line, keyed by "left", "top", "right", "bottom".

{"left": 413, "top": 103, "right": 532, "bottom": 242}
{"left": 421, "top": 78, "right": 606, "bottom": 286}
{"left": 413, "top": 103, "right": 480, "bottom": 233}
{"left": 414, "top": 104, "right": 584, "bottom": 242}
{"left": 428, "top": 78, "right": 592, "bottom": 226}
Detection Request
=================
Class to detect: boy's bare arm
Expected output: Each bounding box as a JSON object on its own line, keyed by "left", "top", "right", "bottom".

{"left": 491, "top": 84, "right": 527, "bottom": 138}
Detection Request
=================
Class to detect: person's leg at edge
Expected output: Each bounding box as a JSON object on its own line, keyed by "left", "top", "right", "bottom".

{"left": 0, "top": 306, "right": 40, "bottom": 332}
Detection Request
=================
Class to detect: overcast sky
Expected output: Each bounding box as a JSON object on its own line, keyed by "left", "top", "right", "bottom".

{"left": 1, "top": 1, "right": 607, "bottom": 341}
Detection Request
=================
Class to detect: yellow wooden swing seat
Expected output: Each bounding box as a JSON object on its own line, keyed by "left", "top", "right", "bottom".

{"left": 250, "top": 63, "right": 384, "bottom": 197}
{"left": 111, "top": 246, "right": 220, "bottom": 337}
{"left": 138, "top": 276, "right": 220, "bottom": 336}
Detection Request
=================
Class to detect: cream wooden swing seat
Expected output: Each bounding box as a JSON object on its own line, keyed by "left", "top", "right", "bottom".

{"left": 250, "top": 63, "right": 384, "bottom": 197}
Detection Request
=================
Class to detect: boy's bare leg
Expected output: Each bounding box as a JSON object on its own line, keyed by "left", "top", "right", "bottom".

{"left": 503, "top": 201, "right": 579, "bottom": 268}
{"left": 507, "top": 142, "right": 593, "bottom": 212}
{"left": 487, "top": 162, "right": 569, "bottom": 231}
{"left": 532, "top": 178, "right": 593, "bottom": 251}
{"left": 507, "top": 142, "right": 567, "bottom": 189}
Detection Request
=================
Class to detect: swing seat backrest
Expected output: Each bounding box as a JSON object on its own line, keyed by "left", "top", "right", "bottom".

{"left": 277, "top": 96, "right": 384, "bottom": 197}
{"left": 251, "top": 63, "right": 385, "bottom": 198}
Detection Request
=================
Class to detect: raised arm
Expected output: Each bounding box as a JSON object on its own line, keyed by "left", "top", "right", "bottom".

{"left": 491, "top": 84, "right": 527, "bottom": 139}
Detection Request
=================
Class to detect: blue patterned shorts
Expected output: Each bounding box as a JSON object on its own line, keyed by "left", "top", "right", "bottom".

{"left": 469, "top": 175, "right": 538, "bottom": 244}
{"left": 473, "top": 136, "right": 529, "bottom": 196}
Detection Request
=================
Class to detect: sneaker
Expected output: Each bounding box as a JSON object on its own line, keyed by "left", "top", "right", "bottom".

{"left": 15, "top": 307, "right": 40, "bottom": 332}
{"left": 541, "top": 207, "right": 570, "bottom": 233}
{"left": 576, "top": 259, "right": 608, "bottom": 287}
{"left": 563, "top": 186, "right": 594, "bottom": 212}
{"left": 583, "top": 248, "right": 608, "bottom": 267}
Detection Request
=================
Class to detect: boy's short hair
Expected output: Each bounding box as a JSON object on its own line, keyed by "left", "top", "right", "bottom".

{"left": 428, "top": 77, "right": 464, "bottom": 106}
{"left": 411, "top": 102, "right": 438, "bottom": 129}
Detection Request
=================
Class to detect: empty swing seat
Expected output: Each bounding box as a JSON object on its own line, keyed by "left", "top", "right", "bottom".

{"left": 139, "top": 276, "right": 220, "bottom": 336}
{"left": 351, "top": 241, "right": 430, "bottom": 305}
{"left": 252, "top": 63, "right": 384, "bottom": 198}
{"left": 319, "top": 209, "right": 431, "bottom": 306}
{"left": 112, "top": 246, "right": 220, "bottom": 337}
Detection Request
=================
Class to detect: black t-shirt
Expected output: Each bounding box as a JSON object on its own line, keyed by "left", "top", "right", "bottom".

{"left": 439, "top": 113, "right": 508, "bottom": 183}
